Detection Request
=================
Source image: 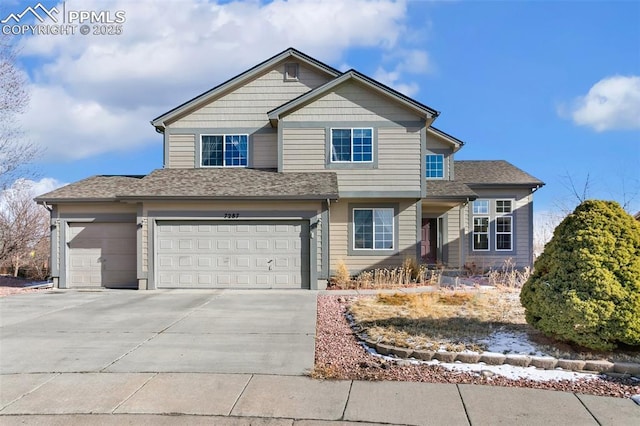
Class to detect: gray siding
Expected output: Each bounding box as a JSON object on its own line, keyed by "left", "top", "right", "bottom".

{"left": 167, "top": 134, "right": 196, "bottom": 168}
{"left": 282, "top": 128, "right": 325, "bottom": 171}
{"left": 463, "top": 188, "right": 534, "bottom": 268}
{"left": 164, "top": 61, "right": 331, "bottom": 169}
{"left": 252, "top": 132, "right": 277, "bottom": 168}
{"left": 329, "top": 198, "right": 418, "bottom": 274}
{"left": 169, "top": 62, "right": 332, "bottom": 129}
{"left": 444, "top": 205, "right": 462, "bottom": 268}
{"left": 282, "top": 126, "right": 421, "bottom": 193}
{"left": 425, "top": 132, "right": 454, "bottom": 180}
{"left": 285, "top": 81, "right": 422, "bottom": 123}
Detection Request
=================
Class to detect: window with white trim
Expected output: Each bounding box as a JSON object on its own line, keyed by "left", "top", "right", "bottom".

{"left": 496, "top": 200, "right": 513, "bottom": 214}
{"left": 331, "top": 128, "right": 373, "bottom": 163}
{"left": 473, "top": 216, "right": 489, "bottom": 251}
{"left": 495, "top": 199, "right": 513, "bottom": 251}
{"left": 353, "top": 208, "right": 394, "bottom": 250}
{"left": 473, "top": 200, "right": 489, "bottom": 215}
{"left": 425, "top": 154, "right": 444, "bottom": 179}
{"left": 201, "top": 134, "right": 248, "bottom": 167}
{"left": 496, "top": 216, "right": 512, "bottom": 251}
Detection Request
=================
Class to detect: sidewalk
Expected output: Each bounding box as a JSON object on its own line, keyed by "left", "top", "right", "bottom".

{"left": 1, "top": 372, "right": 638, "bottom": 425}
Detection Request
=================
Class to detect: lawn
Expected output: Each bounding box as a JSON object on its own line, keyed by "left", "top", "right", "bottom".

{"left": 348, "top": 289, "right": 640, "bottom": 363}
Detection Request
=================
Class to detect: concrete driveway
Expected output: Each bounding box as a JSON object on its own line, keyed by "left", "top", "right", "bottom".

{"left": 0, "top": 289, "right": 317, "bottom": 376}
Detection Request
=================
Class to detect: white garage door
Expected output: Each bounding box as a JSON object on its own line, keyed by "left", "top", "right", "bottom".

{"left": 155, "top": 221, "right": 309, "bottom": 289}
{"left": 67, "top": 222, "right": 137, "bottom": 288}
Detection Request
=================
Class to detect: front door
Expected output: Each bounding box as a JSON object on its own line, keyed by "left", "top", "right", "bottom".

{"left": 421, "top": 218, "right": 438, "bottom": 264}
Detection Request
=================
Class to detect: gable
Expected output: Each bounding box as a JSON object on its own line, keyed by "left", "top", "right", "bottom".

{"left": 152, "top": 48, "right": 340, "bottom": 130}
{"left": 168, "top": 60, "right": 334, "bottom": 129}
{"left": 426, "top": 131, "right": 453, "bottom": 150}
{"left": 282, "top": 80, "right": 425, "bottom": 124}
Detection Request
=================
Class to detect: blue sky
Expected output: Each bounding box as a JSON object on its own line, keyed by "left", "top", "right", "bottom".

{"left": 3, "top": 0, "right": 640, "bottom": 217}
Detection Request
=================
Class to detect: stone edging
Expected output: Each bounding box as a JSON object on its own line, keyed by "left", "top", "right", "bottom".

{"left": 358, "top": 337, "right": 640, "bottom": 378}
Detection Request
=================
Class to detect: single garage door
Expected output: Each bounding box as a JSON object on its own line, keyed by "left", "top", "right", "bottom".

{"left": 67, "top": 222, "right": 137, "bottom": 288}
{"left": 155, "top": 221, "right": 309, "bottom": 289}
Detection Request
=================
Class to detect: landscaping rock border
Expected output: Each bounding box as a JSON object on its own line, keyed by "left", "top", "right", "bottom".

{"left": 360, "top": 337, "right": 640, "bottom": 378}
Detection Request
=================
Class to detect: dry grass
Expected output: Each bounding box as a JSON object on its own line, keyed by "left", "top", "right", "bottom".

{"left": 349, "top": 289, "right": 640, "bottom": 363}
{"left": 350, "top": 289, "right": 525, "bottom": 352}
{"left": 487, "top": 258, "right": 532, "bottom": 288}
{"left": 329, "top": 260, "right": 443, "bottom": 290}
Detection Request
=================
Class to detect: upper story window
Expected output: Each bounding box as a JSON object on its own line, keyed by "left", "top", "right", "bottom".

{"left": 496, "top": 200, "right": 513, "bottom": 214}
{"left": 425, "top": 154, "right": 444, "bottom": 179}
{"left": 284, "top": 63, "right": 299, "bottom": 81}
{"left": 331, "top": 128, "right": 373, "bottom": 163}
{"left": 201, "top": 134, "right": 248, "bottom": 167}
{"left": 472, "top": 200, "right": 489, "bottom": 215}
{"left": 353, "top": 208, "right": 394, "bottom": 250}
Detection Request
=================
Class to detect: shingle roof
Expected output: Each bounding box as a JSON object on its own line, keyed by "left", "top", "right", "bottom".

{"left": 35, "top": 175, "right": 144, "bottom": 202}
{"left": 35, "top": 169, "right": 339, "bottom": 202}
{"left": 425, "top": 180, "right": 477, "bottom": 200}
{"left": 454, "top": 160, "right": 544, "bottom": 187}
{"left": 121, "top": 168, "right": 338, "bottom": 200}
{"left": 268, "top": 69, "right": 439, "bottom": 124}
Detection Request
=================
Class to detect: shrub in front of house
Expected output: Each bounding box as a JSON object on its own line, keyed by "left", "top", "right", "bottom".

{"left": 520, "top": 200, "right": 640, "bottom": 351}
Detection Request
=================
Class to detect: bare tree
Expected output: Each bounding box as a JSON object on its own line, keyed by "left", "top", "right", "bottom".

{"left": 0, "top": 180, "right": 50, "bottom": 278}
{"left": 0, "top": 34, "right": 38, "bottom": 190}
{"left": 559, "top": 172, "right": 593, "bottom": 206}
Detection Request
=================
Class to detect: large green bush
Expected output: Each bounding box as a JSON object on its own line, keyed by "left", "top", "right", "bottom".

{"left": 520, "top": 200, "right": 640, "bottom": 351}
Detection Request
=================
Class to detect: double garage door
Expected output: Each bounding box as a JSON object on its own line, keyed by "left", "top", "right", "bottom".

{"left": 155, "top": 220, "right": 310, "bottom": 289}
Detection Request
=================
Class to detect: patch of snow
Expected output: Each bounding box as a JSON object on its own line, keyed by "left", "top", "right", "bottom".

{"left": 361, "top": 342, "right": 596, "bottom": 382}
{"left": 478, "top": 330, "right": 544, "bottom": 356}
{"left": 438, "top": 361, "right": 597, "bottom": 382}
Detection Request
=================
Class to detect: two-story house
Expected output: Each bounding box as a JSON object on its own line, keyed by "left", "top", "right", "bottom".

{"left": 36, "top": 48, "right": 544, "bottom": 290}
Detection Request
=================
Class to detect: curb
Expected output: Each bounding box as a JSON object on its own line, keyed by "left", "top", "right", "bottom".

{"left": 360, "top": 337, "right": 640, "bottom": 378}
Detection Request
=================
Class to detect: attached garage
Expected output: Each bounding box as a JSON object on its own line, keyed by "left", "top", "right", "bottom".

{"left": 67, "top": 222, "right": 137, "bottom": 288}
{"left": 155, "top": 220, "right": 310, "bottom": 289}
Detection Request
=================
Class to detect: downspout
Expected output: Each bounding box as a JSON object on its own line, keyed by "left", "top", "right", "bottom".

{"left": 460, "top": 198, "right": 469, "bottom": 270}
{"left": 326, "top": 198, "right": 331, "bottom": 279}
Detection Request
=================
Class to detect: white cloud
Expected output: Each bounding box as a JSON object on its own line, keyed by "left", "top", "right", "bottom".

{"left": 373, "top": 66, "right": 420, "bottom": 97}
{"left": 565, "top": 75, "right": 640, "bottom": 132}
{"left": 20, "top": 177, "right": 67, "bottom": 197}
{"left": 373, "top": 48, "right": 430, "bottom": 96}
{"left": 0, "top": 177, "right": 66, "bottom": 211}
{"left": 16, "top": 0, "right": 416, "bottom": 160}
{"left": 19, "top": 85, "right": 155, "bottom": 159}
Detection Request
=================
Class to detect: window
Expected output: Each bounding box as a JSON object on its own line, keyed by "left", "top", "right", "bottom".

{"left": 331, "top": 128, "right": 373, "bottom": 162}
{"left": 284, "top": 63, "right": 299, "bottom": 81}
{"left": 495, "top": 199, "right": 513, "bottom": 251}
{"left": 496, "top": 216, "right": 512, "bottom": 250}
{"left": 353, "top": 208, "right": 394, "bottom": 250}
{"left": 201, "top": 134, "right": 248, "bottom": 167}
{"left": 425, "top": 154, "right": 444, "bottom": 179}
{"left": 473, "top": 217, "right": 489, "bottom": 251}
{"left": 496, "top": 200, "right": 513, "bottom": 214}
{"left": 473, "top": 200, "right": 489, "bottom": 215}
